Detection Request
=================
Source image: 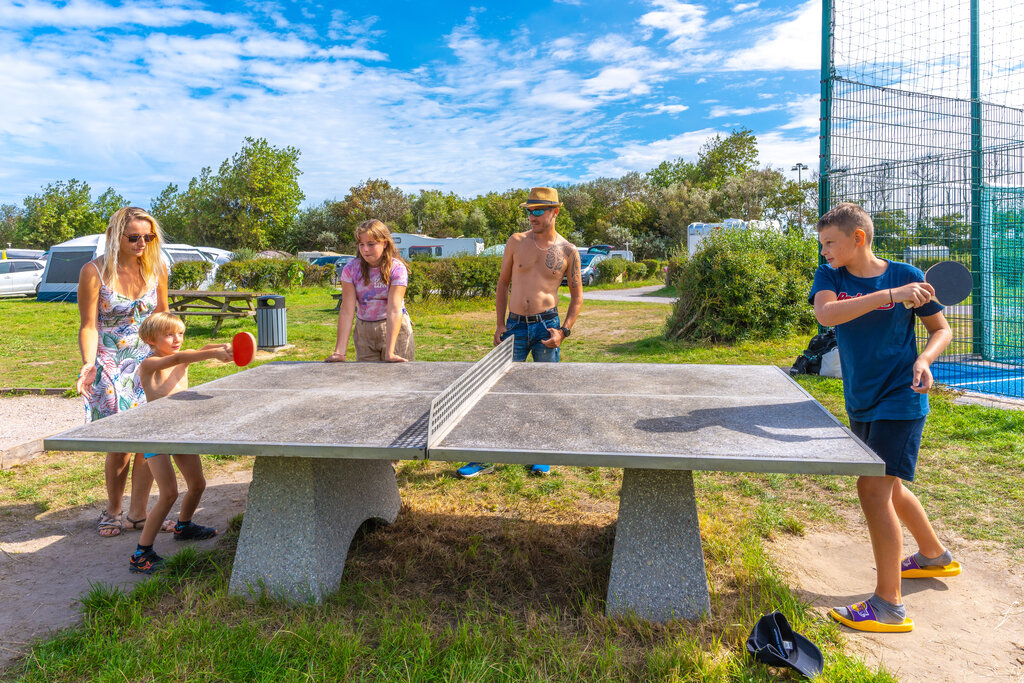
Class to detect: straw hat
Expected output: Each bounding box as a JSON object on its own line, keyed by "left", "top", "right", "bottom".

{"left": 519, "top": 187, "right": 562, "bottom": 208}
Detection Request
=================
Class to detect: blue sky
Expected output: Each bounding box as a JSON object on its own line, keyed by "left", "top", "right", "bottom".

{"left": 0, "top": 0, "right": 823, "bottom": 207}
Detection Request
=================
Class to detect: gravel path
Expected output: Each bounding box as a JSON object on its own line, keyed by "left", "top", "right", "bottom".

{"left": 564, "top": 285, "right": 675, "bottom": 304}
{"left": 0, "top": 396, "right": 84, "bottom": 452}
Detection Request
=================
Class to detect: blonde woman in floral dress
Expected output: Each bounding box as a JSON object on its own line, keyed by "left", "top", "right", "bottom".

{"left": 76, "top": 207, "right": 170, "bottom": 537}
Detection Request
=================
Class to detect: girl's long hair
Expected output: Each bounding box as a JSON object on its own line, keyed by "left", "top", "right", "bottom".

{"left": 355, "top": 219, "right": 403, "bottom": 287}
{"left": 102, "top": 207, "right": 164, "bottom": 288}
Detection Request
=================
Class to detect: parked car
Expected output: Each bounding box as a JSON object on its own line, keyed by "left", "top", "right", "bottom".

{"left": 561, "top": 253, "right": 605, "bottom": 287}
{"left": 309, "top": 254, "right": 355, "bottom": 283}
{"left": 0, "top": 258, "right": 46, "bottom": 297}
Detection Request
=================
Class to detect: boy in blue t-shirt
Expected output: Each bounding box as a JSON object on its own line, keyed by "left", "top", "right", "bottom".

{"left": 809, "top": 203, "right": 959, "bottom": 633}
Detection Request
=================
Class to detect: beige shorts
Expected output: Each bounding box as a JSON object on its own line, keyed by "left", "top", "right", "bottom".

{"left": 353, "top": 314, "right": 416, "bottom": 361}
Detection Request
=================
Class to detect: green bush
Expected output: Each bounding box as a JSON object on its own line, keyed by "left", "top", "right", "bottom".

{"left": 215, "top": 258, "right": 330, "bottom": 291}
{"left": 642, "top": 259, "right": 661, "bottom": 279}
{"left": 625, "top": 261, "right": 648, "bottom": 280}
{"left": 594, "top": 257, "right": 628, "bottom": 283}
{"left": 406, "top": 256, "right": 503, "bottom": 300}
{"left": 665, "top": 255, "right": 686, "bottom": 285}
{"left": 665, "top": 228, "right": 818, "bottom": 342}
{"left": 168, "top": 260, "right": 213, "bottom": 290}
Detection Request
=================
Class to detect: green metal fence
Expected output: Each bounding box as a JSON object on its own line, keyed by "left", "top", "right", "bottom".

{"left": 820, "top": 0, "right": 1024, "bottom": 400}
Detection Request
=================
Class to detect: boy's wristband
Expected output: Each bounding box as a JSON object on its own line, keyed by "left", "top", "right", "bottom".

{"left": 888, "top": 289, "right": 893, "bottom": 304}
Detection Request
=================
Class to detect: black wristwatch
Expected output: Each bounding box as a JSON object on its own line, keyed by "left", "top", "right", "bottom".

{"left": 560, "top": 326, "right": 572, "bottom": 338}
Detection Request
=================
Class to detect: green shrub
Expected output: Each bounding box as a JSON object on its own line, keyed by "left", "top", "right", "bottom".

{"left": 594, "top": 257, "right": 628, "bottom": 283}
{"left": 642, "top": 259, "right": 661, "bottom": 279}
{"left": 406, "top": 256, "right": 502, "bottom": 300}
{"left": 665, "top": 255, "right": 686, "bottom": 285}
{"left": 168, "top": 260, "right": 213, "bottom": 290}
{"left": 215, "top": 258, "right": 328, "bottom": 291}
{"left": 625, "top": 261, "right": 648, "bottom": 280}
{"left": 665, "top": 228, "right": 818, "bottom": 342}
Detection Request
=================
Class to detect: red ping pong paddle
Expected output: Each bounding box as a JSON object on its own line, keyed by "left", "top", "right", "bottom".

{"left": 232, "top": 331, "right": 256, "bottom": 366}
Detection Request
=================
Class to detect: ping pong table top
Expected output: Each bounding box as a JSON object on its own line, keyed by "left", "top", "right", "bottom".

{"left": 46, "top": 341, "right": 883, "bottom": 476}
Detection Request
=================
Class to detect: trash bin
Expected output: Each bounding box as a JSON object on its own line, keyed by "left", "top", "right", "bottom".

{"left": 256, "top": 295, "right": 287, "bottom": 349}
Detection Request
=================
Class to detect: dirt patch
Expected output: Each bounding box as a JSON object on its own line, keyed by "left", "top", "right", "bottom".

{"left": 770, "top": 517, "right": 1024, "bottom": 682}
{"left": 0, "top": 460, "right": 253, "bottom": 672}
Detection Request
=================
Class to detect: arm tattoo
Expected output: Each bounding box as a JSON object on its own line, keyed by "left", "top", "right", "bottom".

{"left": 568, "top": 249, "right": 582, "bottom": 288}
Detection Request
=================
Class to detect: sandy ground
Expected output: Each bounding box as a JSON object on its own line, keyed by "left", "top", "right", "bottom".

{"left": 0, "top": 463, "right": 253, "bottom": 672}
{"left": 3, "top": 396, "right": 1023, "bottom": 679}
{"left": 771, "top": 520, "right": 1024, "bottom": 682}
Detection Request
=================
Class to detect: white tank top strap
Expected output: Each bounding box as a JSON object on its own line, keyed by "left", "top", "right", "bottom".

{"left": 90, "top": 260, "right": 106, "bottom": 287}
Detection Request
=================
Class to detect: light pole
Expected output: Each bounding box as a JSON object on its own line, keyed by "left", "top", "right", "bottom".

{"left": 791, "top": 162, "right": 808, "bottom": 185}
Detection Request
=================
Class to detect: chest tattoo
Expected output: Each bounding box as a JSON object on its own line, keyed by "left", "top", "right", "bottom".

{"left": 545, "top": 246, "right": 565, "bottom": 272}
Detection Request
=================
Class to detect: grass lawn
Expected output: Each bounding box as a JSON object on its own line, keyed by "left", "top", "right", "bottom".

{"left": 2, "top": 288, "right": 1022, "bottom": 681}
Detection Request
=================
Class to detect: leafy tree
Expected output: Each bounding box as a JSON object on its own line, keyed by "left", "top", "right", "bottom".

{"left": 476, "top": 189, "right": 528, "bottom": 245}
{"left": 284, "top": 200, "right": 348, "bottom": 252}
{"left": 217, "top": 137, "right": 304, "bottom": 249}
{"left": 647, "top": 129, "right": 758, "bottom": 190}
{"left": 93, "top": 188, "right": 129, "bottom": 227}
{"left": 333, "top": 179, "right": 411, "bottom": 232}
{"left": 20, "top": 179, "right": 102, "bottom": 248}
{"left": 150, "top": 138, "right": 304, "bottom": 250}
{"left": 316, "top": 231, "right": 338, "bottom": 251}
{"left": 1, "top": 204, "right": 22, "bottom": 247}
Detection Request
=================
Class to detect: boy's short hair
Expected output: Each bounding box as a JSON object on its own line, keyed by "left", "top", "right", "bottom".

{"left": 817, "top": 202, "right": 874, "bottom": 245}
{"left": 139, "top": 312, "right": 185, "bottom": 344}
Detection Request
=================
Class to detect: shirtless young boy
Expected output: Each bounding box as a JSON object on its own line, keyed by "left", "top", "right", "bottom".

{"left": 129, "top": 312, "right": 231, "bottom": 573}
{"left": 456, "top": 186, "right": 584, "bottom": 478}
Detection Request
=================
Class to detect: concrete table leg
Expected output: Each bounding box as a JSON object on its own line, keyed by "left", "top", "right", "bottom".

{"left": 229, "top": 456, "right": 401, "bottom": 602}
{"left": 606, "top": 468, "right": 710, "bottom": 622}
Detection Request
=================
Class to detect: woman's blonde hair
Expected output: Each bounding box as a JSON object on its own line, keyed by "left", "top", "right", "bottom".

{"left": 138, "top": 312, "right": 185, "bottom": 345}
{"left": 355, "top": 219, "right": 404, "bottom": 287}
{"left": 102, "top": 207, "right": 165, "bottom": 288}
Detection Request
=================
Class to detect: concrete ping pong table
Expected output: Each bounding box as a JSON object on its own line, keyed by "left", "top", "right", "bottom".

{"left": 46, "top": 337, "right": 883, "bottom": 622}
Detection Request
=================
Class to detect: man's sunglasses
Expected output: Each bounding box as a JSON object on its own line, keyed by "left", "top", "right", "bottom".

{"left": 525, "top": 208, "right": 550, "bottom": 216}
{"left": 125, "top": 233, "right": 157, "bottom": 243}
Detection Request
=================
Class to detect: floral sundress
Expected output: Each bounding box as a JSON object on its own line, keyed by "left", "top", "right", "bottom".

{"left": 85, "top": 263, "right": 158, "bottom": 421}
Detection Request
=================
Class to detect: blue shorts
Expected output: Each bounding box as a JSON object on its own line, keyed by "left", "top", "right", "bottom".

{"left": 501, "top": 310, "right": 560, "bottom": 362}
{"left": 848, "top": 417, "right": 926, "bottom": 481}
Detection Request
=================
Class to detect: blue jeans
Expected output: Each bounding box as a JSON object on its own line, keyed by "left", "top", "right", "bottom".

{"left": 501, "top": 314, "right": 560, "bottom": 362}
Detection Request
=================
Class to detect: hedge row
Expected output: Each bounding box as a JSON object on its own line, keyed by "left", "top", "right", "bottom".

{"left": 215, "top": 258, "right": 334, "bottom": 290}
{"left": 407, "top": 256, "right": 503, "bottom": 300}
{"left": 168, "top": 261, "right": 213, "bottom": 290}
{"left": 594, "top": 258, "right": 651, "bottom": 283}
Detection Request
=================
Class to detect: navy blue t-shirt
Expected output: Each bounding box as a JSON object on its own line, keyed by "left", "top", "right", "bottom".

{"left": 808, "top": 260, "right": 943, "bottom": 421}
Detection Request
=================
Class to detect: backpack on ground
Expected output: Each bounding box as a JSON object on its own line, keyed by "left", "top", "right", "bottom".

{"left": 789, "top": 329, "right": 837, "bottom": 377}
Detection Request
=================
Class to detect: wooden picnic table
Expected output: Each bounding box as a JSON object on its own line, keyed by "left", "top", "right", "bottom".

{"left": 168, "top": 290, "right": 264, "bottom": 333}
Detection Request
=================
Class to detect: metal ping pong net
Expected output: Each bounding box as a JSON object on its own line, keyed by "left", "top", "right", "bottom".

{"left": 427, "top": 335, "right": 514, "bottom": 449}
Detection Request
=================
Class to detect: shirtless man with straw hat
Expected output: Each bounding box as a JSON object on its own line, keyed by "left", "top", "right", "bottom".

{"left": 456, "top": 186, "right": 583, "bottom": 478}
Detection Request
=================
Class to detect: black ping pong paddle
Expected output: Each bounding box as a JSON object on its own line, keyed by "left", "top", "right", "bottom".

{"left": 903, "top": 261, "right": 972, "bottom": 309}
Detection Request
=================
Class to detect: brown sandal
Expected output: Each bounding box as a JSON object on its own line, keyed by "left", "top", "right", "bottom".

{"left": 125, "top": 516, "right": 176, "bottom": 533}
{"left": 97, "top": 510, "right": 123, "bottom": 537}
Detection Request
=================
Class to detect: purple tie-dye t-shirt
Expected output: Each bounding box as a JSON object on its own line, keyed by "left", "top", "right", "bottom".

{"left": 340, "top": 259, "right": 409, "bottom": 322}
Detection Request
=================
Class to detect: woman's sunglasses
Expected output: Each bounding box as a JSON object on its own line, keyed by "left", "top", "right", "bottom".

{"left": 125, "top": 233, "right": 157, "bottom": 243}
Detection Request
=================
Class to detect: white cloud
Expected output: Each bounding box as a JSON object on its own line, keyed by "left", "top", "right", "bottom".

{"left": 0, "top": 0, "right": 243, "bottom": 28}
{"left": 650, "top": 104, "right": 690, "bottom": 114}
{"left": 777, "top": 94, "right": 820, "bottom": 130}
{"left": 732, "top": 2, "right": 759, "bottom": 12}
{"left": 638, "top": 0, "right": 707, "bottom": 51}
{"left": 723, "top": 0, "right": 819, "bottom": 71}
{"left": 707, "top": 103, "right": 781, "bottom": 117}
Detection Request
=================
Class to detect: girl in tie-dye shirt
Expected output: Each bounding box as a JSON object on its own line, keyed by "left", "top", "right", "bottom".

{"left": 326, "top": 220, "right": 415, "bottom": 362}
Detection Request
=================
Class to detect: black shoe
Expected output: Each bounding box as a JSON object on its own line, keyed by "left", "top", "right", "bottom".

{"left": 173, "top": 521, "right": 218, "bottom": 542}
{"left": 129, "top": 548, "right": 164, "bottom": 574}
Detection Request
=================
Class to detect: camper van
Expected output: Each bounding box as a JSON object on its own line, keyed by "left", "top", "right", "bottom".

{"left": 390, "top": 233, "right": 484, "bottom": 259}
{"left": 38, "top": 235, "right": 216, "bottom": 302}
